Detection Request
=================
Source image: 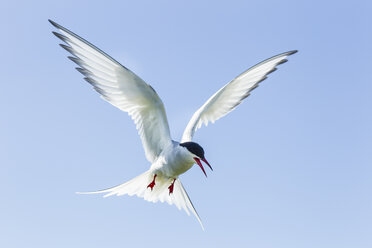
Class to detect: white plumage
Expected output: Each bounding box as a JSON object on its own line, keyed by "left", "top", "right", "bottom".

{"left": 49, "top": 19, "right": 297, "bottom": 229}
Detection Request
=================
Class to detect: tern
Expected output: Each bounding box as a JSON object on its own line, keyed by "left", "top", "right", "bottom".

{"left": 49, "top": 19, "right": 297, "bottom": 229}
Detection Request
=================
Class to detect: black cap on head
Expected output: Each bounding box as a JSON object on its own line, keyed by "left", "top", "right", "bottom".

{"left": 179, "top": 142, "right": 205, "bottom": 159}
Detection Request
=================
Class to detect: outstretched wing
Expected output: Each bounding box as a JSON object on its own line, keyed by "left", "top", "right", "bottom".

{"left": 50, "top": 20, "right": 172, "bottom": 163}
{"left": 181, "top": 50, "right": 297, "bottom": 142}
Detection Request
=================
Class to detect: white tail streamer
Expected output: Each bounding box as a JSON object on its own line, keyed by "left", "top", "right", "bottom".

{"left": 77, "top": 170, "right": 204, "bottom": 230}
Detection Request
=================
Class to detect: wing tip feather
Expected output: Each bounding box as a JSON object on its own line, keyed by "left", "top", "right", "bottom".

{"left": 48, "top": 19, "right": 59, "bottom": 28}
{"left": 277, "top": 59, "right": 288, "bottom": 65}
{"left": 257, "top": 76, "right": 268, "bottom": 84}
{"left": 59, "top": 43, "right": 74, "bottom": 55}
{"left": 68, "top": 56, "right": 79, "bottom": 64}
{"left": 287, "top": 50, "right": 298, "bottom": 55}
{"left": 83, "top": 76, "right": 96, "bottom": 85}
{"left": 267, "top": 67, "right": 278, "bottom": 75}
{"left": 75, "top": 67, "right": 89, "bottom": 77}
{"left": 52, "top": 31, "right": 67, "bottom": 42}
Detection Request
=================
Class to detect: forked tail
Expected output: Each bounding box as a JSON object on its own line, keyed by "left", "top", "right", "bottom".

{"left": 77, "top": 170, "right": 204, "bottom": 229}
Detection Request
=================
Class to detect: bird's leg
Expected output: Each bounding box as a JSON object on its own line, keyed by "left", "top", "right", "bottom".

{"left": 168, "top": 178, "right": 176, "bottom": 195}
{"left": 147, "top": 174, "right": 157, "bottom": 191}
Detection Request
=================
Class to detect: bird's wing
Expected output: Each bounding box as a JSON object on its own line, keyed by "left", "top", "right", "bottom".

{"left": 50, "top": 20, "right": 172, "bottom": 163}
{"left": 181, "top": 50, "right": 297, "bottom": 142}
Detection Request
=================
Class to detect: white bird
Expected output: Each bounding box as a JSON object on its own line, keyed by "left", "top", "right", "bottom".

{"left": 49, "top": 19, "right": 297, "bottom": 229}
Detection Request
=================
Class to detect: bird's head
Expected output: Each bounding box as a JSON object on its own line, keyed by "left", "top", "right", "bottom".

{"left": 179, "top": 141, "right": 213, "bottom": 177}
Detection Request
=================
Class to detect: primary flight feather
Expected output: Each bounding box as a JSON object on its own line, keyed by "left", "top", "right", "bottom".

{"left": 49, "top": 19, "right": 297, "bottom": 229}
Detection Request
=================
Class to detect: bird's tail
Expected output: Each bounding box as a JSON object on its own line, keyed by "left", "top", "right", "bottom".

{"left": 77, "top": 170, "right": 204, "bottom": 229}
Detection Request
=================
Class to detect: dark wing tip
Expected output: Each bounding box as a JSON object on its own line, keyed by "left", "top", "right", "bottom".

{"left": 277, "top": 59, "right": 288, "bottom": 66}
{"left": 48, "top": 19, "right": 73, "bottom": 38}
{"left": 257, "top": 76, "right": 268, "bottom": 84}
{"left": 52, "top": 31, "right": 68, "bottom": 42}
{"left": 84, "top": 77, "right": 97, "bottom": 86}
{"left": 287, "top": 50, "right": 298, "bottom": 55}
{"left": 51, "top": 31, "right": 60, "bottom": 37}
{"left": 59, "top": 43, "right": 72, "bottom": 53}
{"left": 267, "top": 67, "right": 278, "bottom": 75}
{"left": 68, "top": 56, "right": 80, "bottom": 65}
{"left": 48, "top": 19, "right": 60, "bottom": 29}
{"left": 75, "top": 67, "right": 87, "bottom": 75}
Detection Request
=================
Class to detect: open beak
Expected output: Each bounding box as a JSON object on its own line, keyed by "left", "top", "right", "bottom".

{"left": 201, "top": 158, "right": 213, "bottom": 171}
{"left": 193, "top": 157, "right": 213, "bottom": 177}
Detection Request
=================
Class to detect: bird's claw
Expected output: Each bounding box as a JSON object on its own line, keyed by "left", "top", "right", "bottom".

{"left": 147, "top": 174, "right": 157, "bottom": 191}
{"left": 168, "top": 179, "right": 176, "bottom": 195}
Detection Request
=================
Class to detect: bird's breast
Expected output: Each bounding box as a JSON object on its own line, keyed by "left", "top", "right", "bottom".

{"left": 152, "top": 145, "right": 195, "bottom": 178}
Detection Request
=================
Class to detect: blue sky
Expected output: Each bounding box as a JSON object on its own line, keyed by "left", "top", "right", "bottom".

{"left": 1, "top": 1, "right": 371, "bottom": 247}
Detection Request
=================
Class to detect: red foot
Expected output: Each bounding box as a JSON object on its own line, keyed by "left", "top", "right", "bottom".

{"left": 147, "top": 174, "right": 157, "bottom": 191}
{"left": 168, "top": 179, "right": 176, "bottom": 195}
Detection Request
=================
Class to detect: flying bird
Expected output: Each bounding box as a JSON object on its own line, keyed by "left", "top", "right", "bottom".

{"left": 49, "top": 19, "right": 297, "bottom": 229}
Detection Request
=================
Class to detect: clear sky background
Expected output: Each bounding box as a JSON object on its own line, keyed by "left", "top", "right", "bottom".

{"left": 1, "top": 1, "right": 371, "bottom": 247}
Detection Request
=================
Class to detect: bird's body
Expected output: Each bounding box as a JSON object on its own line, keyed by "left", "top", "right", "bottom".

{"left": 150, "top": 141, "right": 194, "bottom": 178}
{"left": 49, "top": 19, "right": 297, "bottom": 229}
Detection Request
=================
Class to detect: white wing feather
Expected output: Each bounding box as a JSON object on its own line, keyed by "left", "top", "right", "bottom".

{"left": 50, "top": 20, "right": 172, "bottom": 163}
{"left": 181, "top": 50, "right": 297, "bottom": 142}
